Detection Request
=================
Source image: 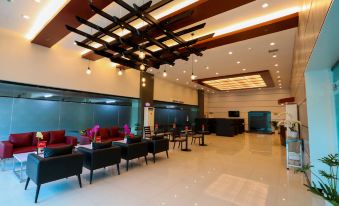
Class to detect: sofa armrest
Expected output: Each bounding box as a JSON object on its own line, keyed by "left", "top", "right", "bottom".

{"left": 0, "top": 141, "right": 14, "bottom": 159}
{"left": 26, "top": 153, "right": 43, "bottom": 183}
{"left": 119, "top": 133, "right": 125, "bottom": 139}
{"left": 66, "top": 136, "right": 78, "bottom": 146}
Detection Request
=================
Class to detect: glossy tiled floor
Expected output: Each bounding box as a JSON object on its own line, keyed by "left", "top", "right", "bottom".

{"left": 0, "top": 133, "right": 324, "bottom": 206}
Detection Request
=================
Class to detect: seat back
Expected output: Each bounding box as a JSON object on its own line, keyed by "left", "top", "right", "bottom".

{"left": 78, "top": 146, "right": 121, "bottom": 170}
{"left": 144, "top": 126, "right": 152, "bottom": 138}
{"left": 27, "top": 153, "right": 83, "bottom": 185}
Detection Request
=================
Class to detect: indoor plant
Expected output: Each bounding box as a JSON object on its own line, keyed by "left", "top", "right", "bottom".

{"left": 89, "top": 125, "right": 100, "bottom": 143}
{"left": 278, "top": 119, "right": 301, "bottom": 138}
{"left": 36, "top": 132, "right": 44, "bottom": 154}
{"left": 271, "top": 120, "right": 279, "bottom": 133}
{"left": 296, "top": 154, "right": 339, "bottom": 206}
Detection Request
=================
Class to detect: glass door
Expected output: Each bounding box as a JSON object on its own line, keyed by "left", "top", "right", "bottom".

{"left": 333, "top": 64, "right": 339, "bottom": 150}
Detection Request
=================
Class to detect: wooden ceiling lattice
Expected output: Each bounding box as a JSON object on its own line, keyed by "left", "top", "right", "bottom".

{"left": 66, "top": 0, "right": 214, "bottom": 71}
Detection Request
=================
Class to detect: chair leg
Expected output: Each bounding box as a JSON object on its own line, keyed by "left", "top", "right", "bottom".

{"left": 117, "top": 164, "right": 120, "bottom": 175}
{"left": 166, "top": 150, "right": 169, "bottom": 158}
{"left": 89, "top": 170, "right": 93, "bottom": 184}
{"left": 126, "top": 160, "right": 129, "bottom": 171}
{"left": 178, "top": 142, "right": 180, "bottom": 148}
{"left": 35, "top": 184, "right": 41, "bottom": 203}
{"left": 173, "top": 141, "right": 176, "bottom": 149}
{"left": 191, "top": 137, "right": 193, "bottom": 145}
{"left": 25, "top": 178, "right": 30, "bottom": 190}
{"left": 77, "top": 174, "right": 82, "bottom": 188}
{"left": 144, "top": 156, "right": 148, "bottom": 165}
{"left": 153, "top": 153, "right": 156, "bottom": 163}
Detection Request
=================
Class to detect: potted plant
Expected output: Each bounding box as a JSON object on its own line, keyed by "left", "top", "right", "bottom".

{"left": 296, "top": 154, "right": 339, "bottom": 206}
{"left": 123, "top": 124, "right": 133, "bottom": 143}
{"left": 271, "top": 120, "right": 279, "bottom": 133}
{"left": 89, "top": 125, "right": 100, "bottom": 143}
{"left": 278, "top": 120, "right": 301, "bottom": 138}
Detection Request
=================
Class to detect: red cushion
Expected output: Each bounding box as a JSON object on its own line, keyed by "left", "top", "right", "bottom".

{"left": 13, "top": 146, "right": 36, "bottom": 154}
{"left": 32, "top": 132, "right": 50, "bottom": 146}
{"left": 9, "top": 132, "right": 33, "bottom": 148}
{"left": 49, "top": 130, "right": 66, "bottom": 144}
{"left": 111, "top": 127, "right": 120, "bottom": 137}
{"left": 107, "top": 137, "right": 124, "bottom": 142}
{"left": 99, "top": 128, "right": 110, "bottom": 139}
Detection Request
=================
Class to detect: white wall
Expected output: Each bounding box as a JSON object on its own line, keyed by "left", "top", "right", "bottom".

{"left": 0, "top": 28, "right": 140, "bottom": 98}
{"left": 207, "top": 88, "right": 291, "bottom": 130}
{"left": 153, "top": 77, "right": 198, "bottom": 105}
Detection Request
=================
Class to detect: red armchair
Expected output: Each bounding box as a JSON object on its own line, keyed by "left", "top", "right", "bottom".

{"left": 0, "top": 130, "right": 77, "bottom": 159}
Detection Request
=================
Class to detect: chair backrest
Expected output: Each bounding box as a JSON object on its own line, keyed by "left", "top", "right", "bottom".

{"left": 144, "top": 126, "right": 151, "bottom": 137}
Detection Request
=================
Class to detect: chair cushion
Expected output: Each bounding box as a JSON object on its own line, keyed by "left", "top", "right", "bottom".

{"left": 9, "top": 132, "right": 33, "bottom": 147}
{"left": 127, "top": 137, "right": 142, "bottom": 144}
{"left": 92, "top": 141, "right": 112, "bottom": 150}
{"left": 111, "top": 127, "right": 120, "bottom": 137}
{"left": 99, "top": 128, "right": 110, "bottom": 139}
{"left": 49, "top": 130, "right": 66, "bottom": 144}
{"left": 44, "top": 145, "right": 73, "bottom": 158}
{"left": 32, "top": 132, "right": 50, "bottom": 146}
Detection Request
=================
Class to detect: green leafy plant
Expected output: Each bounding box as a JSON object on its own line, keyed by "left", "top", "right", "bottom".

{"left": 296, "top": 154, "right": 339, "bottom": 206}
{"left": 271, "top": 120, "right": 279, "bottom": 130}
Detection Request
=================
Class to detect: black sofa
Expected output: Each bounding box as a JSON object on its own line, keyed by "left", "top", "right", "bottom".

{"left": 25, "top": 152, "right": 83, "bottom": 203}
{"left": 146, "top": 136, "right": 169, "bottom": 163}
{"left": 77, "top": 145, "right": 121, "bottom": 184}
{"left": 113, "top": 140, "right": 148, "bottom": 171}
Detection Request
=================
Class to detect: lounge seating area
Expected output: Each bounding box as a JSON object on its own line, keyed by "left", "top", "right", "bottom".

{"left": 0, "top": 0, "right": 337, "bottom": 205}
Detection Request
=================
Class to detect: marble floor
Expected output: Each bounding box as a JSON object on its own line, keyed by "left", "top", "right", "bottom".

{"left": 0, "top": 133, "right": 324, "bottom": 206}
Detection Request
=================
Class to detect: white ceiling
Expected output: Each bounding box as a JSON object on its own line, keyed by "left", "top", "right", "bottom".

{"left": 0, "top": 0, "right": 299, "bottom": 92}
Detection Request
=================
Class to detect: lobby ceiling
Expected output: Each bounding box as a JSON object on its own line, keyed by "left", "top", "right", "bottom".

{"left": 0, "top": 0, "right": 299, "bottom": 92}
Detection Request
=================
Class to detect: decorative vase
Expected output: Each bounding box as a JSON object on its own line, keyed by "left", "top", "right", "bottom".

{"left": 289, "top": 131, "right": 298, "bottom": 138}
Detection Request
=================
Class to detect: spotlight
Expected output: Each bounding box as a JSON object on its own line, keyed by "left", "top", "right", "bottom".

{"left": 191, "top": 74, "right": 196, "bottom": 80}
{"left": 140, "top": 64, "right": 145, "bottom": 71}
{"left": 163, "top": 70, "right": 167, "bottom": 77}
{"left": 142, "top": 82, "right": 146, "bottom": 87}
{"left": 139, "top": 51, "right": 145, "bottom": 59}
{"left": 142, "top": 77, "right": 146, "bottom": 82}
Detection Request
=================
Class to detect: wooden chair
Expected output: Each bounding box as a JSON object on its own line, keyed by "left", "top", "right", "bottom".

{"left": 191, "top": 132, "right": 203, "bottom": 145}
{"left": 144, "top": 126, "right": 152, "bottom": 138}
{"left": 171, "top": 129, "right": 186, "bottom": 149}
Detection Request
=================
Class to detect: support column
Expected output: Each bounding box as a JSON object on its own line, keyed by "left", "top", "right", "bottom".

{"left": 139, "top": 72, "right": 154, "bottom": 128}
{"left": 198, "top": 89, "right": 204, "bottom": 118}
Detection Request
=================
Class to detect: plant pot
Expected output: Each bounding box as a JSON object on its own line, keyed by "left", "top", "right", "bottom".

{"left": 289, "top": 131, "right": 298, "bottom": 138}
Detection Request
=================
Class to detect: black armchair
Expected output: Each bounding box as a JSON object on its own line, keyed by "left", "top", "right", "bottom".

{"left": 147, "top": 137, "right": 169, "bottom": 163}
{"left": 25, "top": 152, "right": 83, "bottom": 203}
{"left": 113, "top": 141, "right": 148, "bottom": 171}
{"left": 77, "top": 146, "right": 121, "bottom": 184}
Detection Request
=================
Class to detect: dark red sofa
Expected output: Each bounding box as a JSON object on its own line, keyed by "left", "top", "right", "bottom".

{"left": 80, "top": 127, "right": 125, "bottom": 144}
{"left": 0, "top": 130, "right": 77, "bottom": 159}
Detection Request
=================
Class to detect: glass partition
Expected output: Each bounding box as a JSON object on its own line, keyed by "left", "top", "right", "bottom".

{"left": 0, "top": 81, "right": 138, "bottom": 140}
{"left": 154, "top": 101, "right": 198, "bottom": 131}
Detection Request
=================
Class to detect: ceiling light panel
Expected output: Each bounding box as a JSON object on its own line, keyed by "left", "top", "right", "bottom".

{"left": 203, "top": 75, "right": 267, "bottom": 91}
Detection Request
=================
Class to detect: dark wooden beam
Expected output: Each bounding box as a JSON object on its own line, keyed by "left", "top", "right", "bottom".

{"left": 31, "top": 0, "right": 114, "bottom": 47}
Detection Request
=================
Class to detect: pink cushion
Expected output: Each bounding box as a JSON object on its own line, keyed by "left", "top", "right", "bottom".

{"left": 13, "top": 146, "right": 36, "bottom": 154}
{"left": 9, "top": 132, "right": 33, "bottom": 148}
{"left": 32, "top": 132, "right": 50, "bottom": 146}
{"left": 49, "top": 130, "right": 66, "bottom": 144}
{"left": 111, "top": 127, "right": 120, "bottom": 137}
{"left": 99, "top": 128, "right": 110, "bottom": 139}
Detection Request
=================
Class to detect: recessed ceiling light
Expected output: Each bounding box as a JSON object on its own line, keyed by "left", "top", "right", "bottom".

{"left": 279, "top": 87, "right": 282, "bottom": 89}
{"left": 22, "top": 15, "right": 30, "bottom": 20}
{"left": 274, "top": 64, "right": 279, "bottom": 67}
{"left": 277, "top": 76, "right": 281, "bottom": 78}
{"left": 216, "top": 72, "right": 219, "bottom": 75}
{"left": 272, "top": 55, "right": 277, "bottom": 58}
{"left": 194, "top": 59, "right": 198, "bottom": 63}
{"left": 276, "top": 70, "right": 280, "bottom": 73}
{"left": 248, "top": 47, "right": 252, "bottom": 51}
{"left": 237, "top": 61, "right": 240, "bottom": 64}
{"left": 228, "top": 51, "right": 233, "bottom": 55}
{"left": 262, "top": 3, "right": 269, "bottom": 8}
{"left": 169, "top": 65, "right": 173, "bottom": 67}
{"left": 279, "top": 83, "right": 282, "bottom": 86}
{"left": 176, "top": 78, "right": 179, "bottom": 81}
{"left": 35, "top": 0, "right": 41, "bottom": 3}
{"left": 278, "top": 79, "right": 281, "bottom": 82}
{"left": 242, "top": 68, "right": 246, "bottom": 71}
{"left": 149, "top": 69, "right": 153, "bottom": 72}
{"left": 205, "top": 66, "right": 209, "bottom": 70}
{"left": 183, "top": 70, "right": 186, "bottom": 73}
{"left": 270, "top": 42, "right": 275, "bottom": 46}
